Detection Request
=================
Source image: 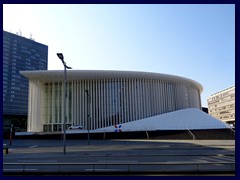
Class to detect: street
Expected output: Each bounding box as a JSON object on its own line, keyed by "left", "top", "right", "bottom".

{"left": 3, "top": 139, "right": 235, "bottom": 175}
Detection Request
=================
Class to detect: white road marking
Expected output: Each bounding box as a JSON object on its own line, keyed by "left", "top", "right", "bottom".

{"left": 85, "top": 169, "right": 128, "bottom": 172}
{"left": 98, "top": 160, "right": 139, "bottom": 163}
{"left": 29, "top": 145, "right": 38, "bottom": 148}
{"left": 4, "top": 169, "right": 38, "bottom": 171}
{"left": 17, "top": 160, "right": 58, "bottom": 163}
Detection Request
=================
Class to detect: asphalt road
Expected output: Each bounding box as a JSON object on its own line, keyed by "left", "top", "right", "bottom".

{"left": 3, "top": 139, "right": 235, "bottom": 175}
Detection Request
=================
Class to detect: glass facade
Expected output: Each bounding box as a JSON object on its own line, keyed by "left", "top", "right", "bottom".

{"left": 3, "top": 30, "right": 48, "bottom": 116}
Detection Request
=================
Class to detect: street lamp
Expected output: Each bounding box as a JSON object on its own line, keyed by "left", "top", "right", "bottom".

{"left": 57, "top": 53, "right": 72, "bottom": 154}
{"left": 85, "top": 90, "right": 90, "bottom": 145}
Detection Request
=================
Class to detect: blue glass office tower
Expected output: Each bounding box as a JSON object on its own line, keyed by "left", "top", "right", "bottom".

{"left": 3, "top": 30, "right": 48, "bottom": 119}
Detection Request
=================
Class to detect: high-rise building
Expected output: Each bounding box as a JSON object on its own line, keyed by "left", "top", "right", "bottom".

{"left": 3, "top": 30, "right": 48, "bottom": 123}
{"left": 207, "top": 86, "right": 235, "bottom": 126}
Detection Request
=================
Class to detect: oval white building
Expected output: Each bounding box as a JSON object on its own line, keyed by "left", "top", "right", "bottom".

{"left": 21, "top": 70, "right": 204, "bottom": 132}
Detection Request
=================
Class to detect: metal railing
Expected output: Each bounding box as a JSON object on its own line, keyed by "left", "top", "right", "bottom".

{"left": 228, "top": 126, "right": 235, "bottom": 135}
{"left": 186, "top": 127, "right": 196, "bottom": 140}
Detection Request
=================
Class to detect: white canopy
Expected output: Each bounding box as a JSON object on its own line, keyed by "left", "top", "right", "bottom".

{"left": 93, "top": 108, "right": 229, "bottom": 132}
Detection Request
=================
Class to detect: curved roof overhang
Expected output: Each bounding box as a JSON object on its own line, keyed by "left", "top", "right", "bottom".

{"left": 20, "top": 70, "right": 203, "bottom": 93}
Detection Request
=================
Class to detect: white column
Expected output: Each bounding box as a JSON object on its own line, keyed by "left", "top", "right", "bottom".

{"left": 123, "top": 79, "right": 126, "bottom": 123}
{"left": 126, "top": 79, "right": 129, "bottom": 123}
{"left": 120, "top": 79, "right": 124, "bottom": 124}
{"left": 142, "top": 79, "right": 146, "bottom": 119}
{"left": 92, "top": 80, "right": 96, "bottom": 129}
{"left": 51, "top": 83, "right": 54, "bottom": 131}
{"left": 90, "top": 80, "right": 93, "bottom": 130}
{"left": 109, "top": 79, "right": 112, "bottom": 126}
{"left": 28, "top": 79, "right": 44, "bottom": 132}
{"left": 47, "top": 83, "right": 50, "bottom": 127}
{"left": 98, "top": 80, "right": 101, "bottom": 128}
{"left": 101, "top": 80, "right": 104, "bottom": 127}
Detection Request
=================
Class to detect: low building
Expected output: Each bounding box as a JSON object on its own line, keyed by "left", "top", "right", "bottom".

{"left": 207, "top": 86, "right": 235, "bottom": 126}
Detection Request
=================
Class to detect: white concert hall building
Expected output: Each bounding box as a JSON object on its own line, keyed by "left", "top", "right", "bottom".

{"left": 20, "top": 70, "right": 229, "bottom": 133}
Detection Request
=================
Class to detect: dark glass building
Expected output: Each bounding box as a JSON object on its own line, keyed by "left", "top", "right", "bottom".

{"left": 3, "top": 30, "right": 48, "bottom": 125}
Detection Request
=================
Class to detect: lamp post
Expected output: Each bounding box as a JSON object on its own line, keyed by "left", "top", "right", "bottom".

{"left": 85, "top": 90, "right": 90, "bottom": 145}
{"left": 9, "top": 124, "right": 13, "bottom": 145}
{"left": 57, "top": 53, "right": 72, "bottom": 154}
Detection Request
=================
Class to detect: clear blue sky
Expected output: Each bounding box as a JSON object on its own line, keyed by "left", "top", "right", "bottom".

{"left": 3, "top": 4, "right": 235, "bottom": 107}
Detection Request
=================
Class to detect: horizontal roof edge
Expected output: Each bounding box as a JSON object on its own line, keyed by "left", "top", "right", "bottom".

{"left": 20, "top": 70, "right": 203, "bottom": 93}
